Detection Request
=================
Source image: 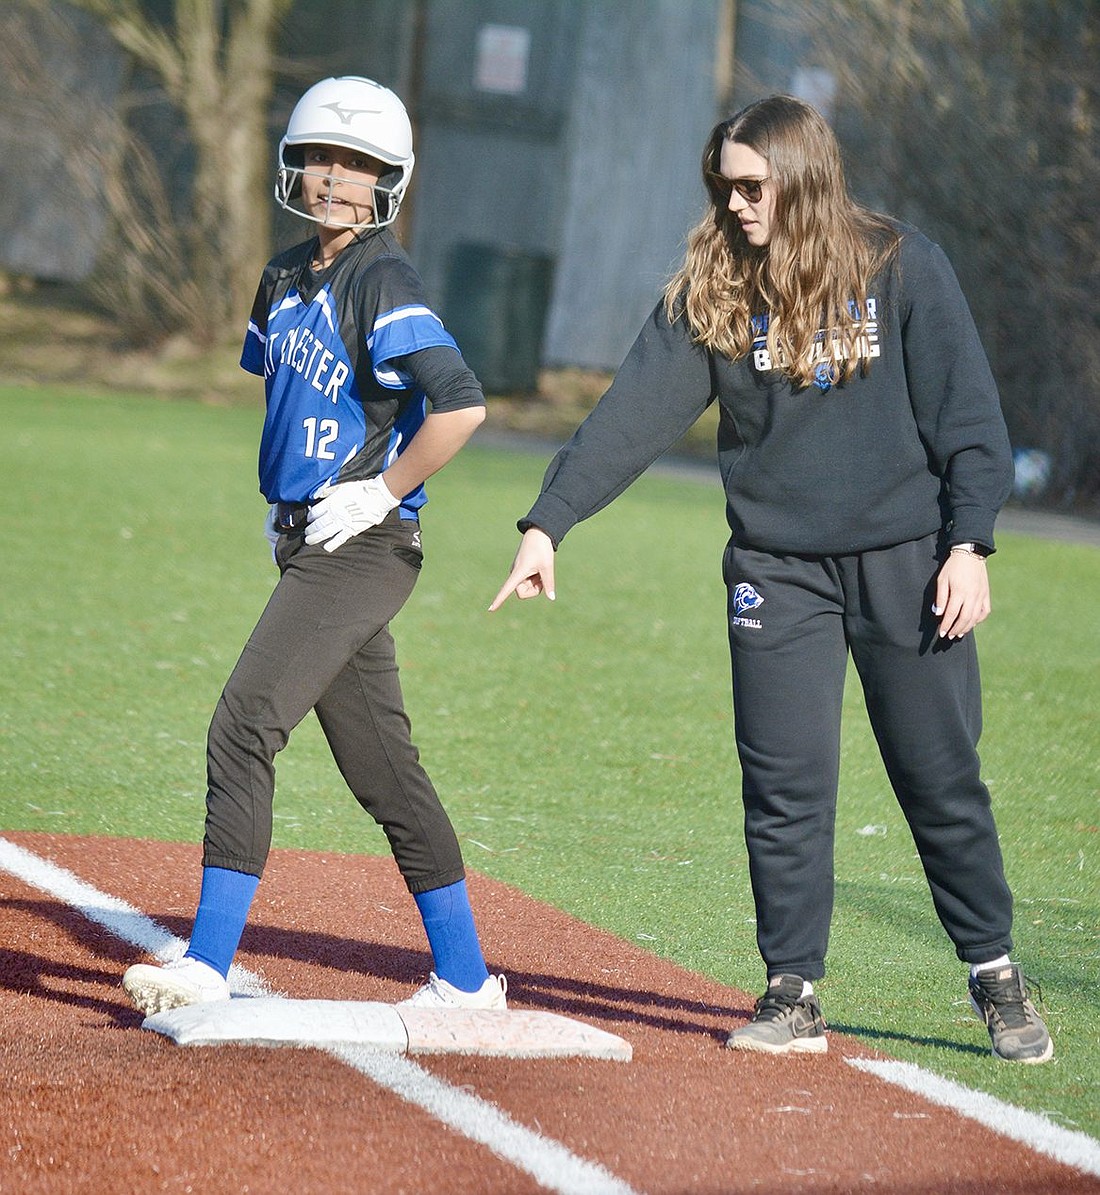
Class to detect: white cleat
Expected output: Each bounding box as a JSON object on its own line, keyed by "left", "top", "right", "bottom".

{"left": 122, "top": 957, "right": 230, "bottom": 1016}
{"left": 398, "top": 972, "right": 508, "bottom": 1011}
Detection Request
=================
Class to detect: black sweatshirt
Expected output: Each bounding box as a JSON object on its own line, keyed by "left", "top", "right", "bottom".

{"left": 522, "top": 226, "right": 1013, "bottom": 556}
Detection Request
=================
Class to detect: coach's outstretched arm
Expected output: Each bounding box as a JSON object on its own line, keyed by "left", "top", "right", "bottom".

{"left": 489, "top": 527, "right": 557, "bottom": 609}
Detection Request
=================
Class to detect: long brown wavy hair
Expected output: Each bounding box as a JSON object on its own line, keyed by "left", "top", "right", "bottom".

{"left": 664, "top": 95, "right": 899, "bottom": 388}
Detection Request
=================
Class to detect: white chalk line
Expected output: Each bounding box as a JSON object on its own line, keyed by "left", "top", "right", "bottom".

{"left": 847, "top": 1058, "right": 1100, "bottom": 1179}
{"left": 0, "top": 836, "right": 641, "bottom": 1195}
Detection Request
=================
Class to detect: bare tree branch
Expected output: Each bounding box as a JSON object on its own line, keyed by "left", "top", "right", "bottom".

{"left": 52, "top": 0, "right": 294, "bottom": 345}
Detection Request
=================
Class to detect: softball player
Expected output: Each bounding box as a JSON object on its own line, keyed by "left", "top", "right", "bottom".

{"left": 491, "top": 95, "right": 1051, "bottom": 1062}
{"left": 124, "top": 76, "right": 505, "bottom": 1014}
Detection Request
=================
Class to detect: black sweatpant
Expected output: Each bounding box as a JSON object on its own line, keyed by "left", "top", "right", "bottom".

{"left": 202, "top": 510, "right": 466, "bottom": 894}
{"left": 724, "top": 532, "right": 1014, "bottom": 981}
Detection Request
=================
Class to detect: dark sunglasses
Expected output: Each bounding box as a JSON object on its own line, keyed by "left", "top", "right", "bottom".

{"left": 706, "top": 172, "right": 769, "bottom": 204}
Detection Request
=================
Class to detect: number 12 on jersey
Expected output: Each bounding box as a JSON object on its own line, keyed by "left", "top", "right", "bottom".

{"left": 303, "top": 417, "right": 338, "bottom": 460}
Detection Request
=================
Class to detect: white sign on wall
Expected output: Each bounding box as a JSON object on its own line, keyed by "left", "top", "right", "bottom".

{"left": 474, "top": 24, "right": 531, "bottom": 94}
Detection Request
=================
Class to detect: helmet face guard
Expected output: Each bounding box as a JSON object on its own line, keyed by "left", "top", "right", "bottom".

{"left": 274, "top": 76, "right": 414, "bottom": 230}
{"left": 276, "top": 157, "right": 410, "bottom": 230}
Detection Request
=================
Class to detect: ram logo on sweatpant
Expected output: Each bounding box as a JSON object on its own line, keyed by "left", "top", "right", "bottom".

{"left": 732, "top": 582, "right": 764, "bottom": 629}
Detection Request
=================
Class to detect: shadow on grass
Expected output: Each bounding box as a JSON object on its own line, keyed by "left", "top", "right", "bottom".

{"left": 827, "top": 1020, "right": 989, "bottom": 1057}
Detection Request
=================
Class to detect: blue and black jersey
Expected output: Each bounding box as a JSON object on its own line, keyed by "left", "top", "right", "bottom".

{"left": 241, "top": 229, "right": 483, "bottom": 517}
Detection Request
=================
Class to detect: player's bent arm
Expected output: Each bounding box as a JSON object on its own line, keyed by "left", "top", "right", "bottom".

{"left": 380, "top": 405, "right": 486, "bottom": 500}
{"left": 306, "top": 406, "right": 484, "bottom": 553}
{"left": 489, "top": 527, "right": 556, "bottom": 610}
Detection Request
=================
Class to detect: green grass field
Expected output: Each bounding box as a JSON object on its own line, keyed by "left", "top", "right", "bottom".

{"left": 3, "top": 384, "right": 1098, "bottom": 1137}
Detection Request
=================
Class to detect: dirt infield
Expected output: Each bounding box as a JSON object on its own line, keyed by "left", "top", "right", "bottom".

{"left": 2, "top": 831, "right": 1097, "bottom": 1194}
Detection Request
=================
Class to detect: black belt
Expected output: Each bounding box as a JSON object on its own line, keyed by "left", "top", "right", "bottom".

{"left": 275, "top": 502, "right": 311, "bottom": 532}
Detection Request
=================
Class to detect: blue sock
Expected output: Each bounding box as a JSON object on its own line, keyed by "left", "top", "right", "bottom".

{"left": 413, "top": 880, "right": 489, "bottom": 993}
{"left": 185, "top": 866, "right": 260, "bottom": 979}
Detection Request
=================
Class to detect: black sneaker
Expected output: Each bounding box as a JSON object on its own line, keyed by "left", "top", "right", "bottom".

{"left": 968, "top": 963, "right": 1054, "bottom": 1064}
{"left": 725, "top": 974, "right": 828, "bottom": 1054}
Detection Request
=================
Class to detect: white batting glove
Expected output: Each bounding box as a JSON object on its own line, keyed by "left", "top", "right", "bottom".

{"left": 304, "top": 476, "right": 400, "bottom": 553}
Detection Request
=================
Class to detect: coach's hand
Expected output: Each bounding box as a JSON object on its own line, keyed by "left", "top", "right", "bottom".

{"left": 933, "top": 549, "right": 991, "bottom": 640}
{"left": 489, "top": 527, "right": 556, "bottom": 610}
{"left": 305, "top": 477, "right": 400, "bottom": 553}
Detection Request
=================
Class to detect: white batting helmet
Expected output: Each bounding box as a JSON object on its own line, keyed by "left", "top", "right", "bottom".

{"left": 275, "top": 76, "right": 414, "bottom": 230}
